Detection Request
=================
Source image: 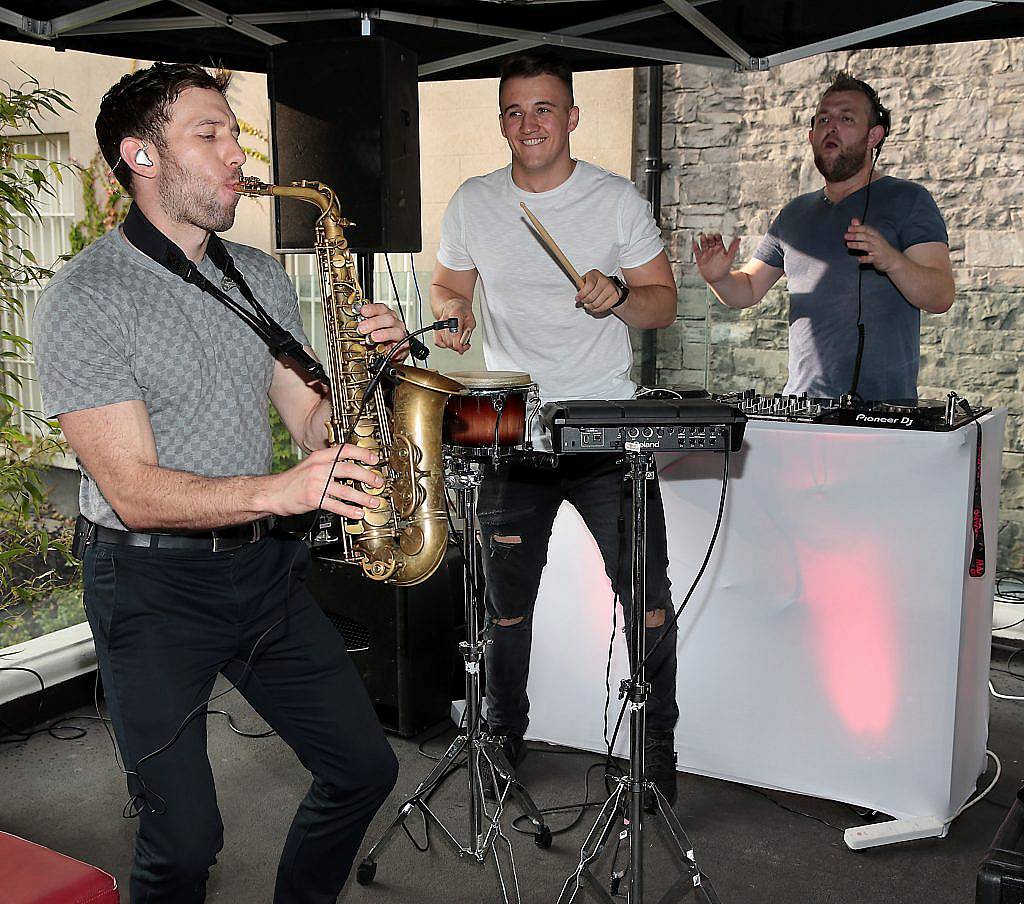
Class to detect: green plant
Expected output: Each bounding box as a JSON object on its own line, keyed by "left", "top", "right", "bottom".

{"left": 270, "top": 404, "right": 299, "bottom": 473}
{"left": 238, "top": 119, "right": 270, "bottom": 165}
{"left": 68, "top": 151, "right": 128, "bottom": 256}
{"left": 0, "top": 73, "right": 75, "bottom": 620}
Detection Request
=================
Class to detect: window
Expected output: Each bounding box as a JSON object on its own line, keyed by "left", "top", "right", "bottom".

{"left": 1, "top": 133, "right": 74, "bottom": 450}
{"left": 284, "top": 252, "right": 431, "bottom": 367}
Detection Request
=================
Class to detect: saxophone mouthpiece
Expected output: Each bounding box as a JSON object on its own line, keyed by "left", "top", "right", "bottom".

{"left": 234, "top": 175, "right": 270, "bottom": 196}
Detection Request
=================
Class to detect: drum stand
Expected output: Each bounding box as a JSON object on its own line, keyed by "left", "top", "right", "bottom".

{"left": 558, "top": 447, "right": 720, "bottom": 904}
{"left": 356, "top": 454, "right": 551, "bottom": 903}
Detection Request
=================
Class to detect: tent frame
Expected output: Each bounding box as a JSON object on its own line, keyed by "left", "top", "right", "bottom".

{"left": 4, "top": 0, "right": 1019, "bottom": 76}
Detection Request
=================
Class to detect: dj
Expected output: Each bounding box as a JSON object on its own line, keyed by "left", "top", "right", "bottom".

{"left": 693, "top": 72, "right": 954, "bottom": 402}
{"left": 33, "top": 63, "right": 406, "bottom": 902}
{"left": 430, "top": 51, "right": 681, "bottom": 809}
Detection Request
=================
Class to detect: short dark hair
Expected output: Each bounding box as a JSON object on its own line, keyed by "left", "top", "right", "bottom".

{"left": 498, "top": 51, "right": 574, "bottom": 105}
{"left": 820, "top": 71, "right": 892, "bottom": 147}
{"left": 96, "top": 62, "right": 231, "bottom": 193}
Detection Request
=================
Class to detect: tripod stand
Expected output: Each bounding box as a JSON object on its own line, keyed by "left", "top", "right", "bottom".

{"left": 357, "top": 453, "right": 551, "bottom": 903}
{"left": 558, "top": 447, "right": 720, "bottom": 904}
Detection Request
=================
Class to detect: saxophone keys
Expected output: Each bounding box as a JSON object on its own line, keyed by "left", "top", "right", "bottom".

{"left": 361, "top": 468, "right": 387, "bottom": 496}
{"left": 400, "top": 525, "right": 425, "bottom": 557}
{"left": 362, "top": 550, "right": 397, "bottom": 581}
{"left": 363, "top": 507, "right": 392, "bottom": 528}
{"left": 391, "top": 483, "right": 414, "bottom": 516}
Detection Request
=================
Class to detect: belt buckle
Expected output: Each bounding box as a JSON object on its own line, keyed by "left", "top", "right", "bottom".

{"left": 211, "top": 527, "right": 241, "bottom": 553}
{"left": 211, "top": 520, "right": 259, "bottom": 553}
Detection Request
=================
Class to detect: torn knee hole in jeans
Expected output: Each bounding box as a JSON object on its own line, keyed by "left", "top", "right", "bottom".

{"left": 645, "top": 608, "right": 666, "bottom": 629}
{"left": 493, "top": 616, "right": 526, "bottom": 628}
{"left": 487, "top": 533, "right": 523, "bottom": 559}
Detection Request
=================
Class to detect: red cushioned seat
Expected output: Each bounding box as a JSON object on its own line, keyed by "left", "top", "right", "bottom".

{"left": 0, "top": 831, "right": 119, "bottom": 904}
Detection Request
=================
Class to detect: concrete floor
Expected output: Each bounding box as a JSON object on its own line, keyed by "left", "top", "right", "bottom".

{"left": 3, "top": 650, "right": 1024, "bottom": 903}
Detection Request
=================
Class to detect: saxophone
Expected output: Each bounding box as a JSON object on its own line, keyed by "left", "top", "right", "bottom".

{"left": 236, "top": 177, "right": 464, "bottom": 586}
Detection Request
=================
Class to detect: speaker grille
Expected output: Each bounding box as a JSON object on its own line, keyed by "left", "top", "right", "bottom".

{"left": 269, "top": 36, "right": 421, "bottom": 252}
{"left": 324, "top": 611, "right": 372, "bottom": 653}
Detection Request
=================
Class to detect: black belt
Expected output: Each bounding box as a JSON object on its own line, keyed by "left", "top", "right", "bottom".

{"left": 87, "top": 516, "right": 276, "bottom": 552}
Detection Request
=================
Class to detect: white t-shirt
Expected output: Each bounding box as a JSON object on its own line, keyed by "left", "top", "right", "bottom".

{"left": 437, "top": 160, "right": 665, "bottom": 442}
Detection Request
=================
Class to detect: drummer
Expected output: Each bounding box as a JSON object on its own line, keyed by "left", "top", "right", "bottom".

{"left": 431, "top": 50, "right": 681, "bottom": 811}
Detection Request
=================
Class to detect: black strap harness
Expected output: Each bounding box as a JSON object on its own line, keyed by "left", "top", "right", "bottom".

{"left": 121, "top": 203, "right": 327, "bottom": 383}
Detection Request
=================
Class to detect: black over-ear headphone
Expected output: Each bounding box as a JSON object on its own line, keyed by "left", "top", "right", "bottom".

{"left": 867, "top": 86, "right": 892, "bottom": 155}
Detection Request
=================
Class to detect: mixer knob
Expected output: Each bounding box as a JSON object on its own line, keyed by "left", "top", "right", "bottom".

{"left": 626, "top": 427, "right": 640, "bottom": 439}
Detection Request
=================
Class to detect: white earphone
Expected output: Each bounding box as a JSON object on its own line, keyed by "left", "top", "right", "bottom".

{"left": 134, "top": 143, "right": 153, "bottom": 167}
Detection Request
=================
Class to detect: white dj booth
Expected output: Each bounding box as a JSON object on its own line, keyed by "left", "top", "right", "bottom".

{"left": 521, "top": 411, "right": 1006, "bottom": 846}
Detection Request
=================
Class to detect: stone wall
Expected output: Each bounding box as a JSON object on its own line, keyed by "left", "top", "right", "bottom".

{"left": 632, "top": 41, "right": 1024, "bottom": 571}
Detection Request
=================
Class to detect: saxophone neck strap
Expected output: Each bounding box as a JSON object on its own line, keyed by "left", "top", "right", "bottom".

{"left": 121, "top": 203, "right": 327, "bottom": 384}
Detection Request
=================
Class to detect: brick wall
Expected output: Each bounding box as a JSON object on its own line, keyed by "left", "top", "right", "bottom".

{"left": 632, "top": 41, "right": 1024, "bottom": 570}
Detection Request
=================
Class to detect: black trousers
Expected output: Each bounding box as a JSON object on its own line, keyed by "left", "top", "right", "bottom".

{"left": 82, "top": 534, "right": 398, "bottom": 904}
{"left": 476, "top": 454, "right": 678, "bottom": 738}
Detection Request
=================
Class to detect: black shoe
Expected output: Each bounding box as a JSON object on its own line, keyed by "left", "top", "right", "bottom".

{"left": 644, "top": 730, "right": 678, "bottom": 813}
{"left": 483, "top": 732, "right": 527, "bottom": 800}
{"left": 496, "top": 733, "right": 528, "bottom": 769}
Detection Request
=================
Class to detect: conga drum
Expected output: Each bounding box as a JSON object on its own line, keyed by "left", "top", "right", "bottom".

{"left": 443, "top": 371, "right": 537, "bottom": 458}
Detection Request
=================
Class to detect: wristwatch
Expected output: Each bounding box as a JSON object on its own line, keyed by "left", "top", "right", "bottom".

{"left": 609, "top": 275, "right": 630, "bottom": 309}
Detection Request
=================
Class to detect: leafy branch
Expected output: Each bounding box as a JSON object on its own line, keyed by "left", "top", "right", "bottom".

{"left": 1, "top": 74, "right": 76, "bottom": 618}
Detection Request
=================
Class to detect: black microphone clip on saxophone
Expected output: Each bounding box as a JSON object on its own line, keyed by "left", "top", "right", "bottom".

{"left": 407, "top": 319, "right": 460, "bottom": 360}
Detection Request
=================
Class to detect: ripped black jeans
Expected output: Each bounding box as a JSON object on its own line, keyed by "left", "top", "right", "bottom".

{"left": 476, "top": 453, "right": 678, "bottom": 738}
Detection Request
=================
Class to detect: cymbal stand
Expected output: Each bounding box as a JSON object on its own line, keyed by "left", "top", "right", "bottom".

{"left": 558, "top": 446, "right": 720, "bottom": 904}
{"left": 357, "top": 453, "right": 551, "bottom": 903}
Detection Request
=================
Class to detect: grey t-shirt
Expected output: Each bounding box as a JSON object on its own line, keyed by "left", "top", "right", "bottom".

{"left": 753, "top": 176, "right": 948, "bottom": 402}
{"left": 33, "top": 228, "right": 308, "bottom": 529}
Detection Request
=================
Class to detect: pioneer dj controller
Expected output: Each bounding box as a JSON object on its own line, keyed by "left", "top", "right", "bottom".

{"left": 714, "top": 389, "right": 990, "bottom": 432}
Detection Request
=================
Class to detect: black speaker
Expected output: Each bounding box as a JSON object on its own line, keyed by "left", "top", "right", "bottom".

{"left": 979, "top": 793, "right": 1024, "bottom": 903}
{"left": 268, "top": 37, "right": 421, "bottom": 253}
{"left": 307, "top": 545, "right": 463, "bottom": 737}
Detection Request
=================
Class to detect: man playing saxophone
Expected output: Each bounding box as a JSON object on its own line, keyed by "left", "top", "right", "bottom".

{"left": 33, "top": 62, "right": 405, "bottom": 903}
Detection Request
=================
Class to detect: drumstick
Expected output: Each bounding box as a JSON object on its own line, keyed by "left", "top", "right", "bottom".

{"left": 520, "top": 202, "right": 583, "bottom": 289}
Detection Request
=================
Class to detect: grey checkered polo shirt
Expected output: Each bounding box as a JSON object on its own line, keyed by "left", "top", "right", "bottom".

{"left": 33, "top": 227, "right": 310, "bottom": 529}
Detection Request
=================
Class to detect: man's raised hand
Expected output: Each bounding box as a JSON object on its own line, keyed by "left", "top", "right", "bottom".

{"left": 692, "top": 232, "right": 741, "bottom": 284}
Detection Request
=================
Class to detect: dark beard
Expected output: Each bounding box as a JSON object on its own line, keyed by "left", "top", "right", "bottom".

{"left": 158, "top": 155, "right": 237, "bottom": 233}
{"left": 814, "top": 138, "right": 870, "bottom": 183}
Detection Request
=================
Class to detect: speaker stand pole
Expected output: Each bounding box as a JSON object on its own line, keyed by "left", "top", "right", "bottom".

{"left": 558, "top": 447, "right": 720, "bottom": 904}
{"left": 358, "top": 251, "right": 374, "bottom": 303}
{"left": 357, "top": 455, "right": 551, "bottom": 902}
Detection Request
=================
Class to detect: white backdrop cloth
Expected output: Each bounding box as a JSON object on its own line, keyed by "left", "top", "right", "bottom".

{"left": 523, "top": 411, "right": 1006, "bottom": 821}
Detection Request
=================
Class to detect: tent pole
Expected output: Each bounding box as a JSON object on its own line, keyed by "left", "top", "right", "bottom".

{"left": 640, "top": 64, "right": 664, "bottom": 388}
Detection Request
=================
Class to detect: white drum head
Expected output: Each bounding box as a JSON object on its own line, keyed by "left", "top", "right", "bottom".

{"left": 445, "top": 370, "right": 533, "bottom": 390}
